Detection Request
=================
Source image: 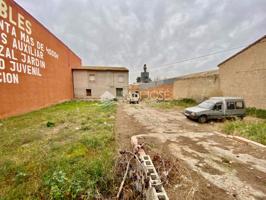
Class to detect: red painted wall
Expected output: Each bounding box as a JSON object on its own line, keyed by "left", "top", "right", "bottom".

{"left": 0, "top": 0, "right": 81, "bottom": 119}
{"left": 140, "top": 83, "right": 174, "bottom": 100}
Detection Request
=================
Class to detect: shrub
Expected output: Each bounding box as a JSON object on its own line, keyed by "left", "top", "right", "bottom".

{"left": 246, "top": 107, "right": 266, "bottom": 119}
{"left": 175, "top": 98, "right": 197, "bottom": 107}
{"left": 47, "top": 121, "right": 55, "bottom": 128}
{"left": 151, "top": 98, "right": 197, "bottom": 109}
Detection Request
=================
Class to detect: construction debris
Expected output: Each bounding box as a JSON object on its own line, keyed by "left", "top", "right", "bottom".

{"left": 115, "top": 136, "right": 169, "bottom": 200}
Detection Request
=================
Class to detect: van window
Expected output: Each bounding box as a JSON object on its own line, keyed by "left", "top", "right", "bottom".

{"left": 198, "top": 100, "right": 215, "bottom": 109}
{"left": 236, "top": 101, "right": 244, "bottom": 109}
{"left": 227, "top": 102, "right": 235, "bottom": 110}
{"left": 214, "top": 103, "right": 222, "bottom": 111}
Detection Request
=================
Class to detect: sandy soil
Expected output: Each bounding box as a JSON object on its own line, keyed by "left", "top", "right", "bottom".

{"left": 115, "top": 103, "right": 266, "bottom": 200}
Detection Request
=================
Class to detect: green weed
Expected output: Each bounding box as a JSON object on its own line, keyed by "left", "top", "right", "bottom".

{"left": 223, "top": 120, "right": 266, "bottom": 145}
{"left": 246, "top": 107, "right": 266, "bottom": 119}
{"left": 150, "top": 98, "right": 197, "bottom": 109}
{"left": 0, "top": 101, "right": 117, "bottom": 199}
{"left": 47, "top": 121, "right": 55, "bottom": 128}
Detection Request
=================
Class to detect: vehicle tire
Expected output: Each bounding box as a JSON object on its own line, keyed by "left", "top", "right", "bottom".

{"left": 238, "top": 116, "right": 244, "bottom": 120}
{"left": 198, "top": 115, "right": 207, "bottom": 123}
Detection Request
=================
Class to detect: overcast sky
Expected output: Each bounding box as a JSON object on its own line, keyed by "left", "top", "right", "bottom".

{"left": 16, "top": 0, "right": 266, "bottom": 83}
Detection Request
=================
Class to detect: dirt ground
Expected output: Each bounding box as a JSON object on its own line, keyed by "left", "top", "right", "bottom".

{"left": 115, "top": 103, "right": 266, "bottom": 200}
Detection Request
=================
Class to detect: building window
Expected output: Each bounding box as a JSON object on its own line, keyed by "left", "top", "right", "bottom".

{"left": 118, "top": 75, "right": 124, "bottom": 83}
{"left": 89, "top": 74, "right": 95, "bottom": 82}
{"left": 116, "top": 88, "right": 123, "bottom": 97}
{"left": 227, "top": 102, "right": 235, "bottom": 110}
{"left": 86, "top": 89, "right": 92, "bottom": 96}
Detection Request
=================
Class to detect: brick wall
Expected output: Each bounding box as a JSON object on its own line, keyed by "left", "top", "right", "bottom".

{"left": 136, "top": 78, "right": 176, "bottom": 100}
{"left": 0, "top": 0, "right": 81, "bottom": 119}
{"left": 140, "top": 83, "right": 173, "bottom": 100}
{"left": 128, "top": 83, "right": 140, "bottom": 93}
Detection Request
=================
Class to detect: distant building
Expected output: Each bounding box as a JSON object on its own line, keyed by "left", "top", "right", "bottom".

{"left": 72, "top": 66, "right": 129, "bottom": 99}
{"left": 136, "top": 64, "right": 152, "bottom": 83}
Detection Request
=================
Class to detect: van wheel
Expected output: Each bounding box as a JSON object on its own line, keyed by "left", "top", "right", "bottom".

{"left": 198, "top": 115, "right": 207, "bottom": 123}
{"left": 238, "top": 116, "right": 244, "bottom": 120}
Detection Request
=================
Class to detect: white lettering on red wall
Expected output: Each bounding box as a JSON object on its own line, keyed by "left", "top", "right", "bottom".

{"left": 0, "top": 0, "right": 59, "bottom": 84}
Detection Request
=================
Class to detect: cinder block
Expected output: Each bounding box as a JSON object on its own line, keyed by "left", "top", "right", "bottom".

{"left": 139, "top": 154, "right": 169, "bottom": 200}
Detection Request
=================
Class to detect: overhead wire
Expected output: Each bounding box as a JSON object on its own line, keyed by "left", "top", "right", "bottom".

{"left": 149, "top": 44, "right": 248, "bottom": 72}
{"left": 130, "top": 38, "right": 266, "bottom": 76}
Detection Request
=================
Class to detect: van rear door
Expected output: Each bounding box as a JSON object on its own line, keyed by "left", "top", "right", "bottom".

{"left": 225, "top": 100, "right": 245, "bottom": 117}
{"left": 235, "top": 100, "right": 245, "bottom": 116}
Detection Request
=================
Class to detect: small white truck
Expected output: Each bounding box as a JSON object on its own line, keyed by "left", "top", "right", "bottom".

{"left": 129, "top": 92, "right": 140, "bottom": 104}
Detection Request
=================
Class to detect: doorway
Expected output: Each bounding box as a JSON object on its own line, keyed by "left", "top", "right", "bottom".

{"left": 116, "top": 88, "right": 123, "bottom": 97}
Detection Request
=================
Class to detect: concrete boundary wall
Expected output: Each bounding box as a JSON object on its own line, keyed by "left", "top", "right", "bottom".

{"left": 136, "top": 70, "right": 221, "bottom": 102}
{"left": 173, "top": 70, "right": 221, "bottom": 102}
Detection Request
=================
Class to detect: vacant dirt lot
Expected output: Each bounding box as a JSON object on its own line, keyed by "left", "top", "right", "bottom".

{"left": 116, "top": 103, "right": 266, "bottom": 200}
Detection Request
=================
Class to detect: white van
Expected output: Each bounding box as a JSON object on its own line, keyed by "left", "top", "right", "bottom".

{"left": 129, "top": 92, "right": 140, "bottom": 104}
{"left": 184, "top": 97, "right": 246, "bottom": 123}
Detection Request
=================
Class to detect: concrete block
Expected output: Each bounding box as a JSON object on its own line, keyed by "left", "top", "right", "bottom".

{"left": 139, "top": 155, "right": 169, "bottom": 200}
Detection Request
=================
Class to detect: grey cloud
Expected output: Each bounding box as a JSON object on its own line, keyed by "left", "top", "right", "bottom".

{"left": 17, "top": 0, "right": 266, "bottom": 82}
